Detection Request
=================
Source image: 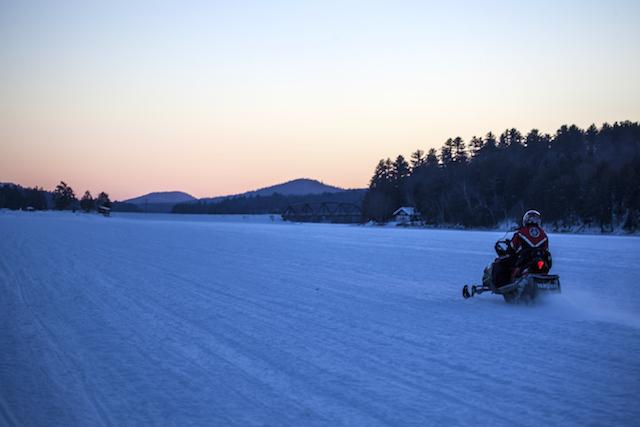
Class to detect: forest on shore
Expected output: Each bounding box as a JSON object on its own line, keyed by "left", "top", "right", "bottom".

{"left": 172, "top": 190, "right": 365, "bottom": 215}
{"left": 3, "top": 121, "right": 639, "bottom": 232}
{"left": 363, "top": 121, "right": 640, "bottom": 231}
{"left": 0, "top": 181, "right": 111, "bottom": 213}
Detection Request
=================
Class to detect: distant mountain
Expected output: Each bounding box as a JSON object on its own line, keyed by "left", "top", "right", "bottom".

{"left": 124, "top": 191, "right": 196, "bottom": 205}
{"left": 198, "top": 178, "right": 344, "bottom": 203}
{"left": 117, "top": 179, "right": 356, "bottom": 214}
{"left": 249, "top": 178, "right": 344, "bottom": 197}
{"left": 117, "top": 191, "right": 196, "bottom": 213}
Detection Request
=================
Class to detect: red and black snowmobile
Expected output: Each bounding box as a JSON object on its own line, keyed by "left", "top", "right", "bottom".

{"left": 462, "top": 239, "right": 561, "bottom": 303}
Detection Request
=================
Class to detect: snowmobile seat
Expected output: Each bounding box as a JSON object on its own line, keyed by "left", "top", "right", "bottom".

{"left": 491, "top": 257, "right": 514, "bottom": 289}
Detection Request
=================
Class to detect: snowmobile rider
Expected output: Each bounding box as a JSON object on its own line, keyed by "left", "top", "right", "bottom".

{"left": 510, "top": 210, "right": 548, "bottom": 255}
{"left": 488, "top": 210, "right": 550, "bottom": 288}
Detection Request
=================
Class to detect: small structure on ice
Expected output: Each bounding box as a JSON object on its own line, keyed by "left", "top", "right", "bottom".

{"left": 393, "top": 207, "right": 421, "bottom": 224}
{"left": 98, "top": 205, "right": 111, "bottom": 217}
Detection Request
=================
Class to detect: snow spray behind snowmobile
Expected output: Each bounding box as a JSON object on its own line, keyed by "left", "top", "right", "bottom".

{"left": 462, "top": 239, "right": 561, "bottom": 303}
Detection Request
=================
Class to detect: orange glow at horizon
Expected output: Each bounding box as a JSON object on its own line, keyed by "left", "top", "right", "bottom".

{"left": 2, "top": 1, "right": 639, "bottom": 200}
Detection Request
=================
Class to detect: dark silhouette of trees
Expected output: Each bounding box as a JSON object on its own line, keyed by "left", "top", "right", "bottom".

{"left": 96, "top": 192, "right": 112, "bottom": 209}
{"left": 410, "top": 149, "right": 425, "bottom": 170}
{"left": 452, "top": 137, "right": 467, "bottom": 164}
{"left": 80, "top": 191, "right": 95, "bottom": 212}
{"left": 0, "top": 182, "right": 112, "bottom": 213}
{"left": 22, "top": 187, "right": 47, "bottom": 210}
{"left": 0, "top": 185, "right": 22, "bottom": 209}
{"left": 173, "top": 190, "right": 365, "bottom": 215}
{"left": 363, "top": 121, "right": 640, "bottom": 231}
{"left": 426, "top": 148, "right": 438, "bottom": 166}
{"left": 441, "top": 138, "right": 454, "bottom": 166}
{"left": 53, "top": 181, "right": 76, "bottom": 210}
{"left": 470, "top": 136, "right": 484, "bottom": 157}
{"left": 362, "top": 158, "right": 402, "bottom": 222}
{"left": 0, "top": 184, "right": 48, "bottom": 210}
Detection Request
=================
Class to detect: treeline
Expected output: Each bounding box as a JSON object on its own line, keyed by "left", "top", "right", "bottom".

{"left": 0, "top": 184, "right": 49, "bottom": 210}
{"left": 0, "top": 181, "right": 113, "bottom": 213}
{"left": 363, "top": 121, "right": 640, "bottom": 231}
{"left": 173, "top": 190, "right": 366, "bottom": 214}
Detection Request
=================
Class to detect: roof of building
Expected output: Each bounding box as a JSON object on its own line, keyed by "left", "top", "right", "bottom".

{"left": 393, "top": 207, "right": 418, "bottom": 216}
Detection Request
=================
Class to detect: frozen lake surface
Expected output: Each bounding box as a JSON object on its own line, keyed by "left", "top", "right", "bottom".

{"left": 1, "top": 211, "right": 639, "bottom": 426}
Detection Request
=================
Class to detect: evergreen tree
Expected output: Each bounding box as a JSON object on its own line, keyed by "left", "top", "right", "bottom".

{"left": 425, "top": 148, "right": 438, "bottom": 166}
{"left": 369, "top": 159, "right": 388, "bottom": 189}
{"left": 53, "top": 181, "right": 76, "bottom": 210}
{"left": 392, "top": 155, "right": 410, "bottom": 181}
{"left": 410, "top": 149, "right": 425, "bottom": 170}
{"left": 440, "top": 138, "right": 454, "bottom": 166}
{"left": 383, "top": 158, "right": 394, "bottom": 180}
{"left": 498, "top": 130, "right": 509, "bottom": 148}
{"left": 363, "top": 159, "right": 397, "bottom": 221}
{"left": 470, "top": 136, "right": 484, "bottom": 157}
{"left": 80, "top": 191, "right": 95, "bottom": 212}
{"left": 477, "top": 132, "right": 497, "bottom": 157}
{"left": 96, "top": 192, "right": 112, "bottom": 209}
{"left": 452, "top": 137, "right": 468, "bottom": 164}
{"left": 508, "top": 128, "right": 523, "bottom": 147}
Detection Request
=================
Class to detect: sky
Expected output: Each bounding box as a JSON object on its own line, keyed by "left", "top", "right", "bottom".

{"left": 1, "top": 0, "right": 639, "bottom": 200}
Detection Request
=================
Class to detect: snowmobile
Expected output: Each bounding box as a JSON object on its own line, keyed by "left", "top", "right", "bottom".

{"left": 462, "top": 239, "right": 561, "bottom": 303}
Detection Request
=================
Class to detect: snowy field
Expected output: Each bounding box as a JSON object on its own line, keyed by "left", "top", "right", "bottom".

{"left": 1, "top": 211, "right": 639, "bottom": 426}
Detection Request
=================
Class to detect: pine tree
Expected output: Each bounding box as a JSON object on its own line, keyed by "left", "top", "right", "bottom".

{"left": 53, "top": 181, "right": 76, "bottom": 210}
{"left": 369, "top": 159, "right": 389, "bottom": 189}
{"left": 470, "top": 136, "right": 484, "bottom": 157}
{"left": 499, "top": 129, "right": 509, "bottom": 148}
{"left": 484, "top": 132, "right": 497, "bottom": 149}
{"left": 440, "top": 138, "right": 454, "bottom": 166}
{"left": 392, "top": 155, "right": 410, "bottom": 181}
{"left": 508, "top": 128, "right": 523, "bottom": 147}
{"left": 383, "top": 158, "right": 394, "bottom": 180}
{"left": 426, "top": 148, "right": 438, "bottom": 166}
{"left": 410, "top": 149, "right": 425, "bottom": 170}
{"left": 96, "top": 192, "right": 112, "bottom": 209}
{"left": 452, "top": 137, "right": 468, "bottom": 164}
{"left": 80, "top": 191, "right": 95, "bottom": 212}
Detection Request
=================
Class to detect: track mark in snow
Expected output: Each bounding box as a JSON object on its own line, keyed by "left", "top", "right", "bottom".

{"left": 1, "top": 212, "right": 639, "bottom": 426}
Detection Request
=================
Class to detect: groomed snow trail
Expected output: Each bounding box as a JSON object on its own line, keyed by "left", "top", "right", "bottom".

{"left": 1, "top": 211, "right": 639, "bottom": 426}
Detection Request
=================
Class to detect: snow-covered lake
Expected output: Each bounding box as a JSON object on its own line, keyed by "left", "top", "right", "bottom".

{"left": 1, "top": 211, "right": 639, "bottom": 426}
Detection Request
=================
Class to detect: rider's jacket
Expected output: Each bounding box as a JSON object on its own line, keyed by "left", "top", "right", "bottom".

{"left": 510, "top": 224, "right": 548, "bottom": 254}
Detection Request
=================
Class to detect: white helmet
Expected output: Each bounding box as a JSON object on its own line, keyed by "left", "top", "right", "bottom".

{"left": 522, "top": 209, "right": 542, "bottom": 226}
